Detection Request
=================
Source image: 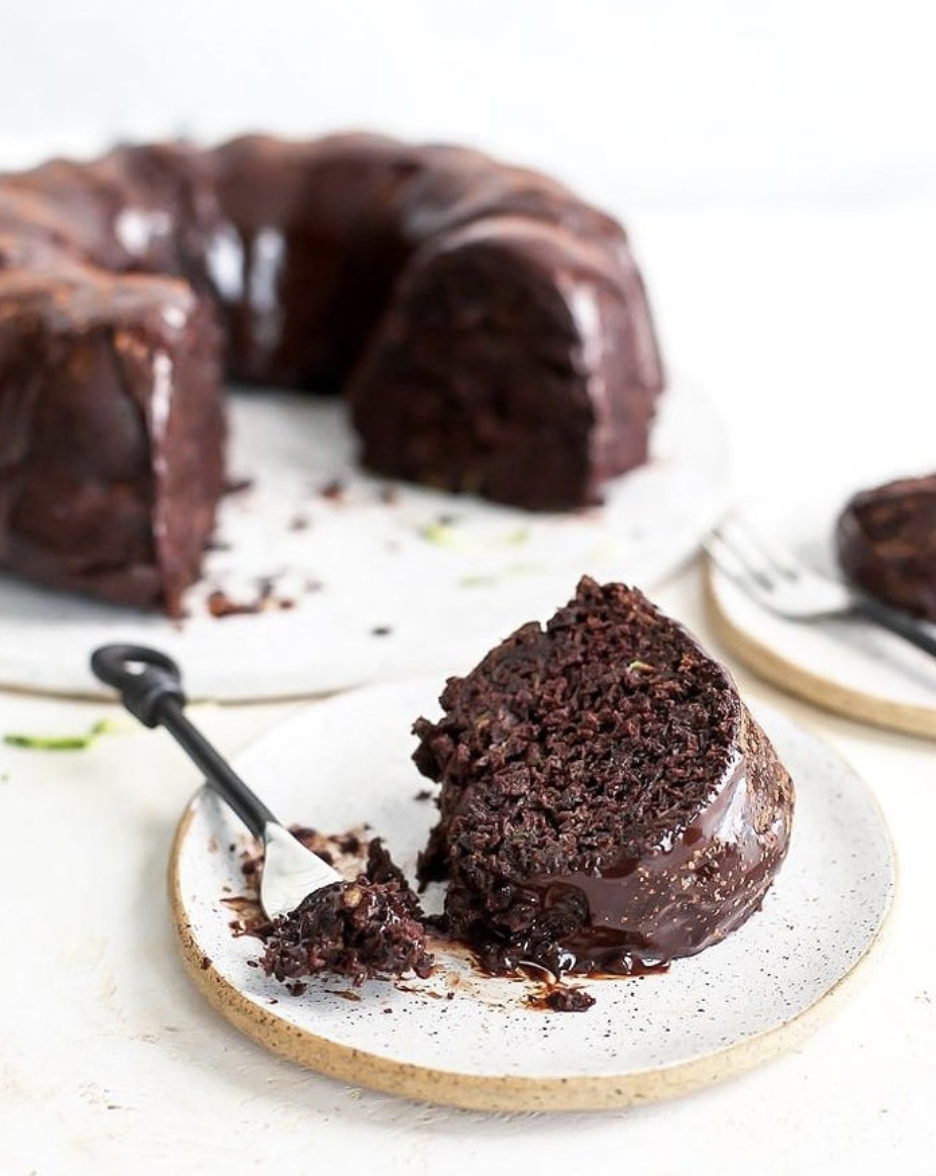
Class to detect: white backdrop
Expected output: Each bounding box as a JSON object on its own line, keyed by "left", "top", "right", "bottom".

{"left": 0, "top": 0, "right": 934, "bottom": 209}
{"left": 1, "top": 0, "right": 935, "bottom": 478}
{"left": 1, "top": 0, "right": 934, "bottom": 497}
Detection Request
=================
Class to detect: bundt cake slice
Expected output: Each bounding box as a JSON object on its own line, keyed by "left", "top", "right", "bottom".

{"left": 414, "top": 577, "right": 794, "bottom": 976}
{"left": 837, "top": 473, "right": 936, "bottom": 622}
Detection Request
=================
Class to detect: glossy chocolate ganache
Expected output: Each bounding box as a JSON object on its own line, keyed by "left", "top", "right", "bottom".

{"left": 0, "top": 135, "right": 663, "bottom": 614}
{"left": 414, "top": 578, "right": 794, "bottom": 977}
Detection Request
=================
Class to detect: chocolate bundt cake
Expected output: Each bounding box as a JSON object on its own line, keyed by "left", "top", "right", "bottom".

{"left": 414, "top": 577, "right": 794, "bottom": 977}
{"left": 836, "top": 473, "right": 936, "bottom": 623}
{"left": 0, "top": 134, "right": 663, "bottom": 614}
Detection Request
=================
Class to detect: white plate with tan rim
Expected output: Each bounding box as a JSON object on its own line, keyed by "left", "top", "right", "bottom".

{"left": 0, "top": 377, "right": 728, "bottom": 702}
{"left": 704, "top": 493, "right": 936, "bottom": 739}
{"left": 169, "top": 676, "right": 895, "bottom": 1112}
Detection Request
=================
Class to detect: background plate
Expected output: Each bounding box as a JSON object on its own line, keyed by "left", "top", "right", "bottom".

{"left": 170, "top": 678, "right": 895, "bottom": 1111}
{"left": 0, "top": 378, "right": 728, "bottom": 701}
{"left": 705, "top": 492, "right": 936, "bottom": 738}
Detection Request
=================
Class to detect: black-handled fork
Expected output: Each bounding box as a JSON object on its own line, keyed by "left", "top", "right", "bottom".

{"left": 90, "top": 643, "right": 341, "bottom": 919}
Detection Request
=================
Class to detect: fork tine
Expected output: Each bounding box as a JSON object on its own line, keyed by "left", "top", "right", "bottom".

{"left": 704, "top": 531, "right": 762, "bottom": 594}
{"left": 709, "top": 522, "right": 775, "bottom": 590}
{"left": 718, "top": 515, "right": 799, "bottom": 581}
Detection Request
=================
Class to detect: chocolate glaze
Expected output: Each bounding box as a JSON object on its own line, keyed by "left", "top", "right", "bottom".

{"left": 506, "top": 707, "right": 792, "bottom": 973}
{"left": 0, "top": 134, "right": 663, "bottom": 610}
{"left": 837, "top": 473, "right": 936, "bottom": 622}
{"left": 207, "top": 133, "right": 422, "bottom": 389}
{"left": 0, "top": 271, "right": 224, "bottom": 614}
{"left": 414, "top": 578, "right": 794, "bottom": 977}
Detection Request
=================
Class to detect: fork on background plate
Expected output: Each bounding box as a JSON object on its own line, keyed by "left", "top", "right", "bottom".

{"left": 705, "top": 515, "right": 936, "bottom": 660}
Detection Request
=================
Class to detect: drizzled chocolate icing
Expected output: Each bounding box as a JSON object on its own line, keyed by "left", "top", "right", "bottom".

{"left": 0, "top": 135, "right": 663, "bottom": 611}
{"left": 0, "top": 271, "right": 224, "bottom": 613}
{"left": 505, "top": 709, "right": 791, "bottom": 973}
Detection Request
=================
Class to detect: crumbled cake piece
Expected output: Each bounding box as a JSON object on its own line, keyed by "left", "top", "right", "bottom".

{"left": 541, "top": 986, "right": 596, "bottom": 1013}
{"left": 255, "top": 838, "right": 433, "bottom": 986}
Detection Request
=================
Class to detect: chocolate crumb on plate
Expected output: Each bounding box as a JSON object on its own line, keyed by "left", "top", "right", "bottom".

{"left": 206, "top": 582, "right": 295, "bottom": 619}
{"left": 206, "top": 590, "right": 262, "bottom": 618}
{"left": 254, "top": 838, "right": 434, "bottom": 987}
{"left": 225, "top": 476, "right": 255, "bottom": 496}
{"left": 318, "top": 478, "right": 346, "bottom": 502}
{"left": 540, "top": 986, "right": 596, "bottom": 1013}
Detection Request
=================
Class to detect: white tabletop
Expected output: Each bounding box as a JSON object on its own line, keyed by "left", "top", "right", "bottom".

{"left": 1, "top": 206, "right": 935, "bottom": 1174}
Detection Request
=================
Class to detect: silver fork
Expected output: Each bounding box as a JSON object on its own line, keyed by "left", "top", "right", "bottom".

{"left": 706, "top": 515, "right": 936, "bottom": 660}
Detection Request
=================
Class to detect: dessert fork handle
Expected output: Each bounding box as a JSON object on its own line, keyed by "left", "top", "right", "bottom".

{"left": 89, "top": 642, "right": 277, "bottom": 837}
{"left": 853, "top": 597, "right": 936, "bottom": 660}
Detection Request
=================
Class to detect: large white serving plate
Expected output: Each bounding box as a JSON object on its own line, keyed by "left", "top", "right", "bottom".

{"left": 0, "top": 378, "right": 729, "bottom": 700}
{"left": 170, "top": 678, "right": 894, "bottom": 1111}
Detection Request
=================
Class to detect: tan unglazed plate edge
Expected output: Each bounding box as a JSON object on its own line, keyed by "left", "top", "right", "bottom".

{"left": 169, "top": 828, "right": 892, "bottom": 1112}
{"left": 703, "top": 558, "right": 936, "bottom": 739}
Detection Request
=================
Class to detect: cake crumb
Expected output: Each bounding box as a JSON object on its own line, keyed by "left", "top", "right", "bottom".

{"left": 541, "top": 986, "right": 595, "bottom": 1012}
{"left": 245, "top": 835, "right": 433, "bottom": 988}
{"left": 319, "top": 478, "right": 346, "bottom": 502}
{"left": 206, "top": 583, "right": 294, "bottom": 618}
{"left": 225, "top": 476, "right": 254, "bottom": 496}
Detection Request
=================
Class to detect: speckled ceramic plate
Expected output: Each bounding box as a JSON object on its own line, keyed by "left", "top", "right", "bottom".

{"left": 169, "top": 678, "right": 895, "bottom": 1111}
{"left": 0, "top": 377, "right": 728, "bottom": 701}
{"left": 705, "top": 492, "right": 936, "bottom": 738}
